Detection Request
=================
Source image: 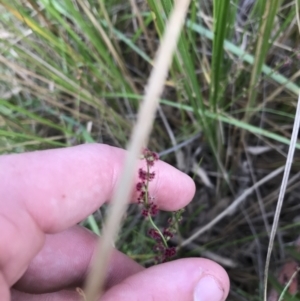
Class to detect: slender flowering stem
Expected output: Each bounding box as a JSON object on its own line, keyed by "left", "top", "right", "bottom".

{"left": 137, "top": 148, "right": 184, "bottom": 263}
{"left": 143, "top": 162, "right": 167, "bottom": 247}
{"left": 148, "top": 214, "right": 168, "bottom": 248}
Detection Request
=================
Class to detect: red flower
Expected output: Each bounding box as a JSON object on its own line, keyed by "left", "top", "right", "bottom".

{"left": 138, "top": 168, "right": 155, "bottom": 181}
{"left": 138, "top": 168, "right": 147, "bottom": 180}
{"left": 148, "top": 171, "right": 155, "bottom": 181}
{"left": 149, "top": 202, "right": 158, "bottom": 216}
{"left": 163, "top": 228, "right": 173, "bottom": 239}
{"left": 142, "top": 149, "right": 159, "bottom": 167}
{"left": 149, "top": 229, "right": 161, "bottom": 241}
{"left": 164, "top": 247, "right": 176, "bottom": 258}
{"left": 136, "top": 181, "right": 146, "bottom": 192}
{"left": 153, "top": 242, "right": 165, "bottom": 252}
{"left": 142, "top": 209, "right": 149, "bottom": 217}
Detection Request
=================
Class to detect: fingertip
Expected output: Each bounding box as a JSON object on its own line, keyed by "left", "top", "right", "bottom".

{"left": 193, "top": 258, "right": 230, "bottom": 301}
{"left": 101, "top": 258, "right": 230, "bottom": 301}
{"left": 154, "top": 160, "right": 196, "bottom": 210}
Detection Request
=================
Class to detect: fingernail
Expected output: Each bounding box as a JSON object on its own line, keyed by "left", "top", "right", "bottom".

{"left": 194, "top": 275, "right": 224, "bottom": 301}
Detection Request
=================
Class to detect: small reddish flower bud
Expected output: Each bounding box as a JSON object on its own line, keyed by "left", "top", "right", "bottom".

{"left": 149, "top": 202, "right": 158, "bottom": 216}
{"left": 153, "top": 242, "right": 165, "bottom": 252}
{"left": 139, "top": 191, "right": 145, "bottom": 200}
{"left": 163, "top": 228, "right": 173, "bottom": 239}
{"left": 138, "top": 168, "right": 147, "bottom": 180}
{"left": 136, "top": 181, "right": 146, "bottom": 192}
{"left": 142, "top": 209, "right": 149, "bottom": 217}
{"left": 152, "top": 152, "right": 159, "bottom": 161}
{"left": 148, "top": 171, "right": 155, "bottom": 181}
{"left": 142, "top": 149, "right": 159, "bottom": 167}
{"left": 149, "top": 229, "right": 161, "bottom": 241}
{"left": 136, "top": 182, "right": 142, "bottom": 191}
{"left": 164, "top": 247, "right": 176, "bottom": 258}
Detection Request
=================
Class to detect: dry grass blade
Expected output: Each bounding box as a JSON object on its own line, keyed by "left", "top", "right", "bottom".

{"left": 129, "top": 0, "right": 155, "bottom": 55}
{"left": 263, "top": 93, "right": 300, "bottom": 301}
{"left": 181, "top": 165, "right": 285, "bottom": 248}
{"left": 77, "top": 0, "right": 123, "bottom": 70}
{"left": 83, "top": 0, "right": 192, "bottom": 300}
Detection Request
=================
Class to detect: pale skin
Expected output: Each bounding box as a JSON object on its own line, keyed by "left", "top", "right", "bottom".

{"left": 0, "top": 144, "right": 230, "bottom": 301}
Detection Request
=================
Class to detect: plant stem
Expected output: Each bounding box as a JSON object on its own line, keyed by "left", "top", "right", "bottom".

{"left": 148, "top": 214, "right": 168, "bottom": 248}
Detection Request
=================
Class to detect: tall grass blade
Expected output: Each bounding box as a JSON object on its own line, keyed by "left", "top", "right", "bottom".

{"left": 246, "top": 0, "right": 281, "bottom": 122}
{"left": 210, "top": 0, "right": 230, "bottom": 111}
{"left": 186, "top": 21, "right": 300, "bottom": 95}
{"left": 83, "top": 1, "right": 192, "bottom": 299}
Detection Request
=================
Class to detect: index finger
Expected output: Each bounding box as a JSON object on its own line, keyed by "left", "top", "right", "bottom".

{"left": 1, "top": 144, "right": 195, "bottom": 233}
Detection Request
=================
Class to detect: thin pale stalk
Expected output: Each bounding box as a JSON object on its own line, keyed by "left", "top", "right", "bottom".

{"left": 263, "top": 95, "right": 300, "bottom": 301}
{"left": 83, "top": 1, "right": 192, "bottom": 300}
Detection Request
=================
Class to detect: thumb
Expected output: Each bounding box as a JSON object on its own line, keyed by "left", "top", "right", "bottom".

{"left": 101, "top": 258, "right": 230, "bottom": 301}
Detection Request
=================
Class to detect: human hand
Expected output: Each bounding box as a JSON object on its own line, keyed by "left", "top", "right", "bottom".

{"left": 0, "top": 144, "right": 230, "bottom": 300}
